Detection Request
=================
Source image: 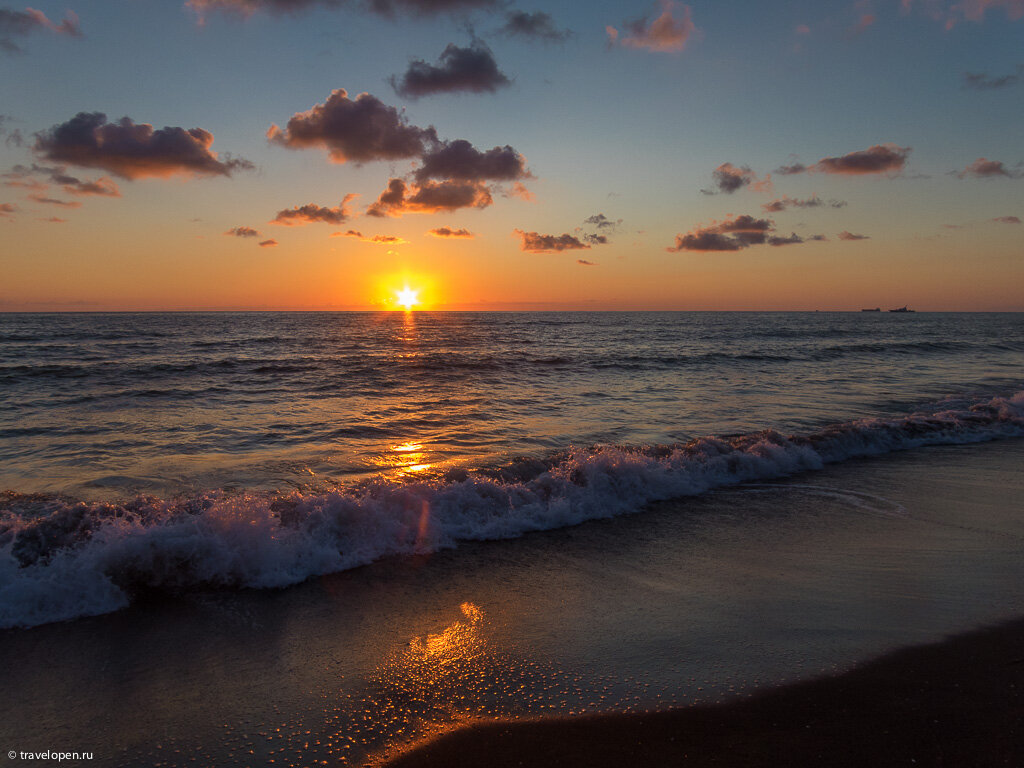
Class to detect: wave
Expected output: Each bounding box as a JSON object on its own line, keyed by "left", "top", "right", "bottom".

{"left": 1, "top": 391, "right": 1022, "bottom": 630}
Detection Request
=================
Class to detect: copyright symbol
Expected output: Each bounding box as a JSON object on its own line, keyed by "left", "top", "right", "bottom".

{"left": 7, "top": 751, "right": 15, "bottom": 759}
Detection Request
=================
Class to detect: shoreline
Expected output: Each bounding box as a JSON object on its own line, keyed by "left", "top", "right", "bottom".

{"left": 384, "top": 617, "right": 1024, "bottom": 767}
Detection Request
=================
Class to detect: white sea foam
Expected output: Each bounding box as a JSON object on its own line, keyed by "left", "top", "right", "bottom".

{"left": 1, "top": 390, "right": 1022, "bottom": 629}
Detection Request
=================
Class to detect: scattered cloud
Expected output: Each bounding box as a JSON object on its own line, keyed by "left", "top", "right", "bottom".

{"left": 225, "top": 225, "right": 261, "bottom": 237}
{"left": 794, "top": 23, "right": 811, "bottom": 34}
{"left": 258, "top": 238, "right": 278, "bottom": 247}
{"left": 41, "top": 216, "right": 66, "bottom": 223}
{"left": 814, "top": 143, "right": 911, "bottom": 175}
{"left": 943, "top": 0, "right": 1024, "bottom": 28}
{"left": 0, "top": 8, "right": 81, "bottom": 54}
{"left": 268, "top": 89, "right": 437, "bottom": 163}
{"left": 332, "top": 229, "right": 363, "bottom": 238}
{"left": 607, "top": 0, "right": 696, "bottom": 53}
{"left": 271, "top": 195, "right": 356, "bottom": 225}
{"left": 761, "top": 195, "right": 846, "bottom": 212}
{"left": 991, "top": 215, "right": 1021, "bottom": 223}
{"left": 415, "top": 139, "right": 529, "bottom": 182}
{"left": 963, "top": 65, "right": 1022, "bottom": 89}
{"left": 849, "top": 13, "right": 876, "bottom": 35}
{"left": 185, "top": 0, "right": 495, "bottom": 21}
{"left": 583, "top": 233, "right": 608, "bottom": 245}
{"left": 429, "top": 226, "right": 473, "bottom": 238}
{"left": 3, "top": 163, "right": 121, "bottom": 197}
{"left": 577, "top": 259, "right": 596, "bottom": 266}
{"left": 389, "top": 41, "right": 511, "bottom": 99}
{"left": 838, "top": 230, "right": 870, "bottom": 240}
{"left": 28, "top": 193, "right": 82, "bottom": 208}
{"left": 775, "top": 161, "right": 808, "bottom": 175}
{"left": 0, "top": 114, "right": 24, "bottom": 147}
{"left": 956, "top": 157, "right": 1024, "bottom": 178}
{"left": 584, "top": 213, "right": 620, "bottom": 229}
{"left": 498, "top": 10, "right": 570, "bottom": 42}
{"left": 515, "top": 229, "right": 592, "bottom": 252}
{"left": 367, "top": 177, "right": 492, "bottom": 217}
{"left": 668, "top": 214, "right": 807, "bottom": 252}
{"left": 35, "top": 112, "right": 253, "bottom": 180}
{"left": 702, "top": 163, "right": 772, "bottom": 195}
{"left": 0, "top": 202, "right": 17, "bottom": 217}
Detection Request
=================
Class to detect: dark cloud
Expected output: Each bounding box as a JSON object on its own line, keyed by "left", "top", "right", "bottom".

{"left": 28, "top": 193, "right": 81, "bottom": 208}
{"left": 956, "top": 157, "right": 1024, "bottom": 178}
{"left": 774, "top": 162, "right": 808, "bottom": 175}
{"left": 813, "top": 143, "right": 911, "bottom": 175}
{"left": 415, "top": 139, "right": 529, "bottom": 182}
{"left": 186, "top": 0, "right": 495, "bottom": 20}
{"left": 332, "top": 229, "right": 364, "bottom": 238}
{"left": 701, "top": 162, "right": 772, "bottom": 195}
{"left": 992, "top": 215, "right": 1021, "bottom": 223}
{"left": 515, "top": 229, "right": 591, "bottom": 252}
{"left": 577, "top": 259, "right": 596, "bottom": 266}
{"left": 35, "top": 113, "right": 253, "bottom": 180}
{"left": 499, "top": 10, "right": 570, "bottom": 42}
{"left": 429, "top": 226, "right": 473, "bottom": 238}
{"left": 225, "top": 225, "right": 261, "bottom": 237}
{"left": 269, "top": 89, "right": 436, "bottom": 163}
{"left": 838, "top": 230, "right": 870, "bottom": 240}
{"left": 607, "top": 0, "right": 696, "bottom": 53}
{"left": 0, "top": 8, "right": 81, "bottom": 54}
{"left": 390, "top": 42, "right": 510, "bottom": 99}
{"left": 367, "top": 177, "right": 492, "bottom": 217}
{"left": 583, "top": 233, "right": 608, "bottom": 245}
{"left": 0, "top": 114, "right": 24, "bottom": 147}
{"left": 3, "top": 163, "right": 121, "bottom": 197}
{"left": 584, "top": 213, "right": 620, "bottom": 229}
{"left": 258, "top": 239, "right": 278, "bottom": 247}
{"left": 761, "top": 195, "right": 846, "bottom": 212}
{"left": 767, "top": 232, "right": 804, "bottom": 246}
{"left": 808, "top": 234, "right": 828, "bottom": 241}
{"left": 668, "top": 214, "right": 799, "bottom": 252}
{"left": 271, "top": 195, "right": 356, "bottom": 225}
{"left": 963, "top": 66, "right": 1022, "bottom": 90}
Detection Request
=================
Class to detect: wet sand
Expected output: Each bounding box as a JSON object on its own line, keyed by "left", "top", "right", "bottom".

{"left": 385, "top": 616, "right": 1024, "bottom": 767}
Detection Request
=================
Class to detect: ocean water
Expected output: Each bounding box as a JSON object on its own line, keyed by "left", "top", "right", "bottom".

{"left": 1, "top": 311, "right": 1022, "bottom": 629}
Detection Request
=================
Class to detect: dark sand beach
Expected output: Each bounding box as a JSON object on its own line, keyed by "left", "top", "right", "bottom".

{"left": 385, "top": 617, "right": 1024, "bottom": 768}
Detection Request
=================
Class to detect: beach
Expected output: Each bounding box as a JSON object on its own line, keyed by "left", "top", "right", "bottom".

{"left": 3, "top": 436, "right": 1022, "bottom": 767}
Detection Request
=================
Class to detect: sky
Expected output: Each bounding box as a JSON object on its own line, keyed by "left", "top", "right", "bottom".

{"left": 0, "top": 0, "right": 1022, "bottom": 311}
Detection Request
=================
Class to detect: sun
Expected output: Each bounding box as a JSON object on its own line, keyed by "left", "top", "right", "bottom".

{"left": 395, "top": 286, "right": 420, "bottom": 311}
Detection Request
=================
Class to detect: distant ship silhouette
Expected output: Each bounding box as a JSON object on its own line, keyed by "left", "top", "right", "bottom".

{"left": 861, "top": 307, "right": 880, "bottom": 312}
{"left": 888, "top": 306, "right": 915, "bottom": 313}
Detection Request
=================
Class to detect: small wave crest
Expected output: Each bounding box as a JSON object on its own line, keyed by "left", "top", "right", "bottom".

{"left": 1, "top": 391, "right": 1021, "bottom": 629}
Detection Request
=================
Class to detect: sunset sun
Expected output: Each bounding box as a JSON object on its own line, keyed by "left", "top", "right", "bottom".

{"left": 395, "top": 286, "right": 420, "bottom": 311}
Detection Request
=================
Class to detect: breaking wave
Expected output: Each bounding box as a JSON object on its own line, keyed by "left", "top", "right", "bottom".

{"left": 2, "top": 391, "right": 1022, "bottom": 629}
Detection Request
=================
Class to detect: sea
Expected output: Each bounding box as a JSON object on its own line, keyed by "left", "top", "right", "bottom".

{"left": 3, "top": 310, "right": 1024, "bottom": 766}
{"left": 1, "top": 311, "right": 1022, "bottom": 630}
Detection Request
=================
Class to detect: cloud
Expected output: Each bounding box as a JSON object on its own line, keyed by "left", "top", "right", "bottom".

{"left": 0, "top": 8, "right": 81, "bottom": 54}
{"left": 414, "top": 139, "right": 529, "bottom": 182}
{"left": 0, "top": 202, "right": 17, "bottom": 217}
{"left": 838, "top": 230, "right": 870, "bottom": 240}
{"left": 813, "top": 144, "right": 911, "bottom": 175}
{"left": 41, "top": 216, "right": 66, "bottom": 223}
{"left": 577, "top": 259, "right": 596, "bottom": 266}
{"left": 34, "top": 112, "right": 253, "bottom": 180}
{"left": 499, "top": 10, "right": 570, "bottom": 41}
{"left": 185, "top": 0, "right": 495, "bottom": 21}
{"left": 268, "top": 89, "right": 437, "bottom": 163}
{"left": 668, "top": 214, "right": 806, "bottom": 252}
{"left": 515, "top": 229, "right": 592, "bottom": 253}
{"left": 795, "top": 23, "right": 811, "bottom": 34}
{"left": 584, "top": 213, "right": 620, "bottom": 229}
{"left": 258, "top": 239, "right": 278, "bottom": 247}
{"left": 225, "top": 225, "right": 261, "bottom": 237}
{"left": 964, "top": 66, "right": 1022, "bottom": 89}
{"left": 607, "top": 0, "right": 696, "bottom": 53}
{"left": 367, "top": 177, "right": 492, "bottom": 217}
{"left": 849, "top": 13, "right": 876, "bottom": 34}
{"left": 761, "top": 195, "right": 847, "bottom": 212}
{"left": 3, "top": 163, "right": 121, "bottom": 197}
{"left": 271, "top": 195, "right": 356, "bottom": 225}
{"left": 991, "top": 215, "right": 1021, "bottom": 223}
{"left": 583, "top": 233, "right": 608, "bottom": 245}
{"left": 28, "top": 193, "right": 82, "bottom": 208}
{"left": 956, "top": 157, "right": 1024, "bottom": 178}
{"left": 332, "top": 229, "right": 364, "bottom": 238}
{"left": 774, "top": 161, "right": 808, "bottom": 175}
{"left": 429, "top": 226, "right": 473, "bottom": 238}
{"left": 944, "top": 0, "right": 1024, "bottom": 27}
{"left": 390, "top": 41, "right": 511, "bottom": 99}
{"left": 702, "top": 162, "right": 772, "bottom": 195}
